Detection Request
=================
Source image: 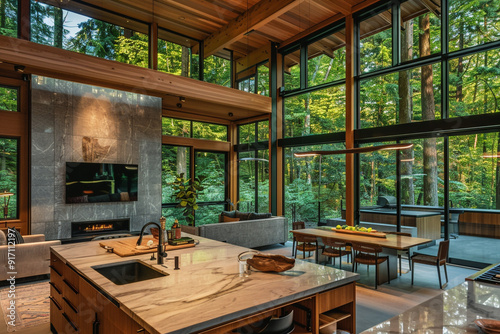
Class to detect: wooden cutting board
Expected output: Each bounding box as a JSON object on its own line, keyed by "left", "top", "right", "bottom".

{"left": 99, "top": 235, "right": 195, "bottom": 257}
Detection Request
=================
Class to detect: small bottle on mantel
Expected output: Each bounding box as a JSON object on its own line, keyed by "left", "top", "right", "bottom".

{"left": 160, "top": 216, "right": 167, "bottom": 244}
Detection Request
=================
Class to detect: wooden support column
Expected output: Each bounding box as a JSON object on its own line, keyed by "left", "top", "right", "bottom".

{"left": 345, "top": 15, "right": 355, "bottom": 226}
{"left": 149, "top": 22, "right": 158, "bottom": 70}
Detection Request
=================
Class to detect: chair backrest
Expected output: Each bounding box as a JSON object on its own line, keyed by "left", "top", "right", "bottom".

{"left": 385, "top": 231, "right": 412, "bottom": 237}
{"left": 292, "top": 221, "right": 305, "bottom": 230}
{"left": 437, "top": 240, "right": 450, "bottom": 262}
{"left": 351, "top": 242, "right": 383, "bottom": 254}
{"left": 321, "top": 237, "right": 346, "bottom": 248}
{"left": 295, "top": 234, "right": 317, "bottom": 243}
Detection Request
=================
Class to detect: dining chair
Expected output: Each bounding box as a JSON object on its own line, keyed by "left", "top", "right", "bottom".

{"left": 321, "top": 237, "right": 350, "bottom": 270}
{"left": 291, "top": 221, "right": 305, "bottom": 256}
{"left": 411, "top": 239, "right": 449, "bottom": 289}
{"left": 294, "top": 234, "right": 318, "bottom": 262}
{"left": 385, "top": 231, "right": 412, "bottom": 276}
{"left": 351, "top": 242, "right": 390, "bottom": 289}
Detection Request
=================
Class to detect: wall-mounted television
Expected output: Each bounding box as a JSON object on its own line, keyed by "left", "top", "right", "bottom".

{"left": 66, "top": 162, "right": 138, "bottom": 204}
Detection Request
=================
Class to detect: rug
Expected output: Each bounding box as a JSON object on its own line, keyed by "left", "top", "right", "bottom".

{"left": 0, "top": 281, "right": 50, "bottom": 332}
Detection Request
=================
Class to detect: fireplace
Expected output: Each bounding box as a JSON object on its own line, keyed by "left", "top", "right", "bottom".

{"left": 71, "top": 218, "right": 130, "bottom": 240}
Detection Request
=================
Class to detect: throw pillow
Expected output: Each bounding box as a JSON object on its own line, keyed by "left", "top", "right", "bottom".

{"left": 0, "top": 230, "right": 6, "bottom": 246}
{"left": 235, "top": 210, "right": 252, "bottom": 221}
{"left": 222, "top": 216, "right": 240, "bottom": 223}
{"left": 249, "top": 212, "right": 272, "bottom": 220}
{"left": 6, "top": 227, "right": 24, "bottom": 244}
{"left": 220, "top": 210, "right": 236, "bottom": 223}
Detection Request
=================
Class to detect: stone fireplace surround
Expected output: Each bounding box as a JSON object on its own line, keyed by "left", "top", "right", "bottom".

{"left": 30, "top": 76, "right": 162, "bottom": 240}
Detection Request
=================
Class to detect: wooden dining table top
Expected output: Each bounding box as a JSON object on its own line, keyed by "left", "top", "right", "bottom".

{"left": 291, "top": 227, "right": 432, "bottom": 251}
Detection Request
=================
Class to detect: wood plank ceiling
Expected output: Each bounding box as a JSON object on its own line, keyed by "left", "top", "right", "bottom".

{"left": 33, "top": 0, "right": 439, "bottom": 121}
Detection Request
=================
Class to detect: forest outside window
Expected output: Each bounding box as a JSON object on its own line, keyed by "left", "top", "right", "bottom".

{"left": 162, "top": 117, "right": 228, "bottom": 142}
{"left": 204, "top": 54, "right": 231, "bottom": 87}
{"left": 400, "top": 0, "right": 441, "bottom": 62}
{"left": 158, "top": 29, "right": 198, "bottom": 79}
{"left": 0, "top": 86, "right": 18, "bottom": 112}
{"left": 30, "top": 1, "right": 149, "bottom": 67}
{"left": 448, "top": 50, "right": 500, "bottom": 117}
{"left": 359, "top": 63, "right": 441, "bottom": 128}
{"left": 284, "top": 144, "right": 346, "bottom": 225}
{"left": 359, "top": 8, "right": 393, "bottom": 73}
{"left": 284, "top": 85, "right": 346, "bottom": 138}
{"left": 0, "top": 0, "right": 17, "bottom": 37}
{"left": 449, "top": 0, "right": 500, "bottom": 52}
{"left": 283, "top": 48, "right": 301, "bottom": 91}
{"left": 307, "top": 27, "right": 346, "bottom": 87}
{"left": 0, "top": 138, "right": 18, "bottom": 220}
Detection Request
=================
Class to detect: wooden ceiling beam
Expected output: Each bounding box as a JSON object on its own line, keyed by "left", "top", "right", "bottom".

{"left": 203, "top": 0, "right": 305, "bottom": 58}
{"left": 235, "top": 45, "right": 271, "bottom": 72}
{"left": 417, "top": 0, "right": 441, "bottom": 17}
{"left": 0, "top": 35, "right": 271, "bottom": 116}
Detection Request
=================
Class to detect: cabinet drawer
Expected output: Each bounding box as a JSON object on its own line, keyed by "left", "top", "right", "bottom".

{"left": 317, "top": 283, "right": 355, "bottom": 314}
{"left": 50, "top": 296, "right": 64, "bottom": 334}
{"left": 50, "top": 252, "right": 64, "bottom": 276}
{"left": 63, "top": 295, "right": 79, "bottom": 329}
{"left": 62, "top": 312, "right": 79, "bottom": 334}
{"left": 49, "top": 282, "right": 63, "bottom": 307}
{"left": 50, "top": 267, "right": 63, "bottom": 292}
{"left": 63, "top": 264, "right": 80, "bottom": 293}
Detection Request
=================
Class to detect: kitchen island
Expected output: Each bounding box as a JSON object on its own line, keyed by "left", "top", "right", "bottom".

{"left": 49, "top": 233, "right": 359, "bottom": 334}
{"left": 360, "top": 280, "right": 500, "bottom": 333}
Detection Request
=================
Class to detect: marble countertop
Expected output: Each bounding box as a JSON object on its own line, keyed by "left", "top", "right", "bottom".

{"left": 361, "top": 280, "right": 500, "bottom": 333}
{"left": 51, "top": 233, "right": 359, "bottom": 334}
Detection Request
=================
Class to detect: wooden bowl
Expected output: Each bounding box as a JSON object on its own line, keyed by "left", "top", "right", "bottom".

{"left": 475, "top": 319, "right": 500, "bottom": 334}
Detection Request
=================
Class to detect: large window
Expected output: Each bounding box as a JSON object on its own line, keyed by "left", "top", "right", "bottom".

{"left": 284, "top": 144, "right": 346, "bottom": 225}
{"left": 449, "top": 50, "right": 500, "bottom": 117}
{"left": 237, "top": 120, "right": 269, "bottom": 213}
{"left": 204, "top": 55, "right": 231, "bottom": 87}
{"left": 162, "top": 117, "right": 228, "bottom": 142}
{"left": 360, "top": 63, "right": 442, "bottom": 128}
{"left": 30, "top": 1, "right": 149, "bottom": 67}
{"left": 0, "top": 138, "right": 18, "bottom": 220}
{"left": 0, "top": 0, "right": 17, "bottom": 37}
{"left": 0, "top": 86, "right": 18, "bottom": 112}
{"left": 449, "top": 0, "right": 500, "bottom": 52}
{"left": 359, "top": 8, "right": 392, "bottom": 73}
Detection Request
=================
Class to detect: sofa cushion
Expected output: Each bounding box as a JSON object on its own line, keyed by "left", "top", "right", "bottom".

{"left": 235, "top": 210, "right": 252, "bottom": 221}
{"left": 0, "top": 230, "right": 5, "bottom": 245}
{"left": 11, "top": 228, "right": 24, "bottom": 244}
{"left": 221, "top": 216, "right": 240, "bottom": 223}
{"left": 220, "top": 210, "right": 237, "bottom": 222}
{"left": 250, "top": 212, "right": 272, "bottom": 220}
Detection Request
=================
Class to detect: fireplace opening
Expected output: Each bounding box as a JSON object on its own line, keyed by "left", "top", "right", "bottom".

{"left": 71, "top": 218, "right": 130, "bottom": 240}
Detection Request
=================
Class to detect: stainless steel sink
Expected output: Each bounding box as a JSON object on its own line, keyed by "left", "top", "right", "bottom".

{"left": 92, "top": 260, "right": 168, "bottom": 285}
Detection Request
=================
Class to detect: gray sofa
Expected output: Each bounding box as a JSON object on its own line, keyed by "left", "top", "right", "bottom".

{"left": 0, "top": 233, "right": 61, "bottom": 281}
{"left": 181, "top": 216, "right": 288, "bottom": 248}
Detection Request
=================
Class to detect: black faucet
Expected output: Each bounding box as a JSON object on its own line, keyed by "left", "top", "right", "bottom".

{"left": 137, "top": 222, "right": 167, "bottom": 265}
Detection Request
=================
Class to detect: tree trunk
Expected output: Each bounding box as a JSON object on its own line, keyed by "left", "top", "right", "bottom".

{"left": 399, "top": 20, "right": 414, "bottom": 205}
{"left": 420, "top": 14, "right": 438, "bottom": 206}
{"left": 456, "top": 21, "right": 464, "bottom": 102}
{"left": 181, "top": 46, "right": 189, "bottom": 77}
{"left": 54, "top": 7, "right": 63, "bottom": 48}
{"left": 177, "top": 147, "right": 187, "bottom": 176}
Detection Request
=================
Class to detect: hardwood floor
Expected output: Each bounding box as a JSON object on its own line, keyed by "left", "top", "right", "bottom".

{"left": 0, "top": 242, "right": 478, "bottom": 334}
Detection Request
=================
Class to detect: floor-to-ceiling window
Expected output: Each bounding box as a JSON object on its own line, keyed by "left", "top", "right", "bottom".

{"left": 236, "top": 120, "right": 269, "bottom": 213}
{"left": 161, "top": 117, "right": 229, "bottom": 226}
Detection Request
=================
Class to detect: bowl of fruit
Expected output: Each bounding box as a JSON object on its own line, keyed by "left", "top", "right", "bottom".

{"left": 333, "top": 225, "right": 386, "bottom": 238}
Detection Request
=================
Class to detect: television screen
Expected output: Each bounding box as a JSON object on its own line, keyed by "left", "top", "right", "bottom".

{"left": 66, "top": 162, "right": 138, "bottom": 204}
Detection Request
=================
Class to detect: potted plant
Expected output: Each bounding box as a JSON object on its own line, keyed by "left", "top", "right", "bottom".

{"left": 172, "top": 173, "right": 205, "bottom": 226}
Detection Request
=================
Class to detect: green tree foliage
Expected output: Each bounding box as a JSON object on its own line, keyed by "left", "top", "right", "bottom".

{"left": 0, "top": 138, "right": 17, "bottom": 219}
{"left": 204, "top": 55, "right": 231, "bottom": 87}
{"left": 0, "top": 0, "right": 17, "bottom": 37}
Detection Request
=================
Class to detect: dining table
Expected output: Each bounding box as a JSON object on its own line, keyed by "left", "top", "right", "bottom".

{"left": 291, "top": 227, "right": 433, "bottom": 284}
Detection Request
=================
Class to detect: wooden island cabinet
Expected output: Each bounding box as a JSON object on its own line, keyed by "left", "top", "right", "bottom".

{"left": 49, "top": 235, "right": 358, "bottom": 334}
